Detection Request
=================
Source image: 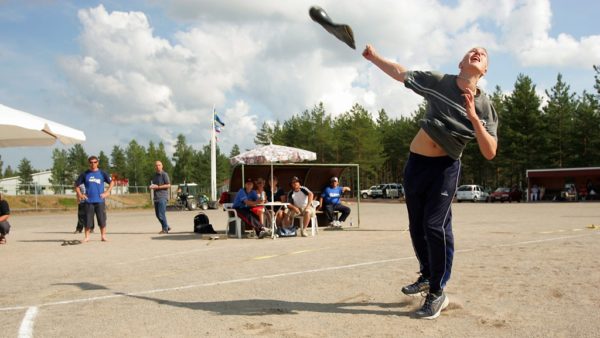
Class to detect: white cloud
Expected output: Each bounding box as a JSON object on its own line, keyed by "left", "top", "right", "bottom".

{"left": 56, "top": 0, "right": 599, "bottom": 159}
{"left": 219, "top": 100, "right": 259, "bottom": 152}
{"left": 499, "top": 0, "right": 600, "bottom": 67}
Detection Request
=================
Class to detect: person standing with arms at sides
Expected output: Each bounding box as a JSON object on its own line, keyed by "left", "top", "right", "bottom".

{"left": 75, "top": 156, "right": 115, "bottom": 242}
{"left": 150, "top": 161, "right": 171, "bottom": 234}
{"left": 363, "top": 45, "right": 498, "bottom": 319}
{"left": 0, "top": 193, "right": 11, "bottom": 245}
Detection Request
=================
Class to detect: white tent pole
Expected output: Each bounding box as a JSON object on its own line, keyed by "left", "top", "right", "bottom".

{"left": 210, "top": 105, "right": 217, "bottom": 202}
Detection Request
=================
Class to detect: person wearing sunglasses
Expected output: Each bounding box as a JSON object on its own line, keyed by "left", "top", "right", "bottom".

{"left": 74, "top": 156, "right": 114, "bottom": 242}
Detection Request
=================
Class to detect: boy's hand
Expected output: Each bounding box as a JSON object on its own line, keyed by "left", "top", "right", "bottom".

{"left": 362, "top": 44, "right": 375, "bottom": 60}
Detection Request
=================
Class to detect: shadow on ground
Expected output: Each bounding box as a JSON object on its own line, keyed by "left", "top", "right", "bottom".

{"left": 121, "top": 293, "right": 415, "bottom": 317}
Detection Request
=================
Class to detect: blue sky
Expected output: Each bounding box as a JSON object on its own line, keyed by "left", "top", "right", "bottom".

{"left": 1, "top": 0, "right": 599, "bottom": 171}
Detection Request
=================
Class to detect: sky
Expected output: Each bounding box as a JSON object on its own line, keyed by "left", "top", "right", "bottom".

{"left": 1, "top": 0, "right": 599, "bottom": 171}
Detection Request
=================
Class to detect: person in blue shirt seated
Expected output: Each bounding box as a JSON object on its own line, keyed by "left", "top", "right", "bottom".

{"left": 318, "top": 176, "right": 351, "bottom": 227}
{"left": 232, "top": 177, "right": 270, "bottom": 238}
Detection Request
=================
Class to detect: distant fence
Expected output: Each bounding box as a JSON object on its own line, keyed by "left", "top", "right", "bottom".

{"left": 0, "top": 183, "right": 145, "bottom": 196}
{"left": 0, "top": 183, "right": 221, "bottom": 211}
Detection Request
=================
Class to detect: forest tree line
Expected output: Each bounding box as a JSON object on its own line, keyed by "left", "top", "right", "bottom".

{"left": 1, "top": 67, "right": 599, "bottom": 193}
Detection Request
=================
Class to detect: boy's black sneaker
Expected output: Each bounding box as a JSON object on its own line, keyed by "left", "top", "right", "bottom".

{"left": 415, "top": 291, "right": 449, "bottom": 319}
{"left": 401, "top": 276, "right": 430, "bottom": 296}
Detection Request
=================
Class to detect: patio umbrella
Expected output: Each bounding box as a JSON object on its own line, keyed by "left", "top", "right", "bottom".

{"left": 0, "top": 103, "right": 86, "bottom": 147}
{"left": 231, "top": 144, "right": 317, "bottom": 190}
{"left": 231, "top": 144, "right": 316, "bottom": 237}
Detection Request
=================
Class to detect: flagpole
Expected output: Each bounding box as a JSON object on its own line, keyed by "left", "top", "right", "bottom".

{"left": 210, "top": 105, "right": 217, "bottom": 202}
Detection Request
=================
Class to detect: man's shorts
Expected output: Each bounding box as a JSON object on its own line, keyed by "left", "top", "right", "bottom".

{"left": 285, "top": 205, "right": 315, "bottom": 223}
{"left": 85, "top": 203, "right": 107, "bottom": 228}
{"left": 0, "top": 221, "right": 10, "bottom": 235}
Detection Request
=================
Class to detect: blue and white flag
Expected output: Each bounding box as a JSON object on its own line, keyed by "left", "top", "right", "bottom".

{"left": 214, "top": 112, "right": 225, "bottom": 127}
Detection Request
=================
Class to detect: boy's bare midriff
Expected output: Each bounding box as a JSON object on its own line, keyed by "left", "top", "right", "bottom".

{"left": 409, "top": 128, "right": 448, "bottom": 157}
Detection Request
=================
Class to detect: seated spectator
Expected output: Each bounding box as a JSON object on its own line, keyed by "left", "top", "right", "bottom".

{"left": 233, "top": 178, "right": 271, "bottom": 238}
{"left": 319, "top": 176, "right": 351, "bottom": 227}
{"left": 0, "top": 193, "right": 11, "bottom": 245}
{"left": 265, "top": 176, "right": 287, "bottom": 227}
{"left": 284, "top": 176, "right": 314, "bottom": 237}
{"left": 250, "top": 177, "right": 267, "bottom": 225}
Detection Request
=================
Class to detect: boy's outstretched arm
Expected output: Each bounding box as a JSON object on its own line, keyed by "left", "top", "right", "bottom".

{"left": 362, "top": 44, "right": 408, "bottom": 83}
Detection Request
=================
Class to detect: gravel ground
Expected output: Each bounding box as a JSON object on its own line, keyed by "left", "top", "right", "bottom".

{"left": 1, "top": 201, "right": 599, "bottom": 337}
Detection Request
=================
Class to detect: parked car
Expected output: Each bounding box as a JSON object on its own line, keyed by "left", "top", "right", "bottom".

{"left": 361, "top": 185, "right": 382, "bottom": 199}
{"left": 360, "top": 183, "right": 405, "bottom": 199}
{"left": 382, "top": 183, "right": 405, "bottom": 198}
{"left": 489, "top": 187, "right": 522, "bottom": 203}
{"left": 456, "top": 184, "right": 489, "bottom": 202}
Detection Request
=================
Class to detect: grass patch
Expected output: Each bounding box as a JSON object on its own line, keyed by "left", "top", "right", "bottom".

{"left": 59, "top": 198, "right": 78, "bottom": 207}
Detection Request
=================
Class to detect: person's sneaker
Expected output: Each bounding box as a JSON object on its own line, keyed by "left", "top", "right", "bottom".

{"left": 401, "top": 276, "right": 430, "bottom": 296}
{"left": 333, "top": 220, "right": 342, "bottom": 227}
{"left": 258, "top": 228, "right": 272, "bottom": 239}
{"left": 301, "top": 229, "right": 308, "bottom": 237}
{"left": 158, "top": 230, "right": 167, "bottom": 234}
{"left": 414, "top": 291, "right": 449, "bottom": 319}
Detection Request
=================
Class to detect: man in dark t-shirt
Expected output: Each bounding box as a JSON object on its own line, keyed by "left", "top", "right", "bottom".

{"left": 150, "top": 160, "right": 171, "bottom": 234}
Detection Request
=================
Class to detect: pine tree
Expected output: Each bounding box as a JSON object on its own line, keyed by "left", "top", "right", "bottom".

{"left": 125, "top": 140, "right": 148, "bottom": 188}
{"left": 49, "top": 149, "right": 70, "bottom": 193}
{"left": 4, "top": 165, "right": 15, "bottom": 178}
{"left": 230, "top": 144, "right": 240, "bottom": 158}
{"left": 254, "top": 122, "right": 274, "bottom": 145}
{"left": 17, "top": 158, "right": 35, "bottom": 194}
{"left": 543, "top": 74, "right": 577, "bottom": 168}
{"left": 501, "top": 74, "right": 543, "bottom": 186}
{"left": 172, "top": 134, "right": 195, "bottom": 183}
{"left": 110, "top": 146, "right": 127, "bottom": 179}
{"left": 67, "top": 144, "right": 88, "bottom": 182}
{"left": 98, "top": 151, "right": 110, "bottom": 172}
{"left": 156, "top": 142, "right": 173, "bottom": 174}
{"left": 334, "top": 104, "right": 384, "bottom": 184}
{"left": 572, "top": 92, "right": 600, "bottom": 166}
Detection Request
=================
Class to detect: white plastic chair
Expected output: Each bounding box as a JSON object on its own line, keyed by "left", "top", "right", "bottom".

{"left": 310, "top": 200, "right": 320, "bottom": 236}
{"left": 223, "top": 203, "right": 242, "bottom": 239}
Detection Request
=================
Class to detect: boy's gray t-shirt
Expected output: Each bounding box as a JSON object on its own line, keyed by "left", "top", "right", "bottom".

{"left": 151, "top": 171, "right": 170, "bottom": 201}
{"left": 404, "top": 70, "right": 498, "bottom": 159}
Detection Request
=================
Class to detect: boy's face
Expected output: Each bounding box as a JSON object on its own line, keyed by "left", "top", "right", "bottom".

{"left": 460, "top": 47, "right": 488, "bottom": 76}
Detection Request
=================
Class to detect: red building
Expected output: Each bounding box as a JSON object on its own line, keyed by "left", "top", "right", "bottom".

{"left": 526, "top": 167, "right": 600, "bottom": 201}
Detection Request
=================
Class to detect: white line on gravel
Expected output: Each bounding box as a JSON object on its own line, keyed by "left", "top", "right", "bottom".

{"left": 18, "top": 306, "right": 38, "bottom": 338}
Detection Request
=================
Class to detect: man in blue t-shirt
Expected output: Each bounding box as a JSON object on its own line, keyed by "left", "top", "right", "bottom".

{"left": 319, "top": 176, "right": 351, "bottom": 227}
{"left": 233, "top": 178, "right": 270, "bottom": 238}
{"left": 75, "top": 156, "right": 114, "bottom": 242}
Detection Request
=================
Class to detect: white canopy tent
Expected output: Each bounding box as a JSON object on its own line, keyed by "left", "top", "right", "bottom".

{"left": 0, "top": 103, "right": 86, "bottom": 147}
